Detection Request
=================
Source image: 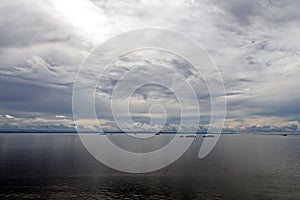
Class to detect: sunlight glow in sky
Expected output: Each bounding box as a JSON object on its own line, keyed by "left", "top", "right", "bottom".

{"left": 0, "top": 0, "right": 299, "bottom": 132}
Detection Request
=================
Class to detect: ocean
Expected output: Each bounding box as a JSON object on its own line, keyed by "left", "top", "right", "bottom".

{"left": 1, "top": 133, "right": 300, "bottom": 199}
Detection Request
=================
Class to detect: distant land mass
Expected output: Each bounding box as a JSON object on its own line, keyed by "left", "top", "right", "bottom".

{"left": 0, "top": 130, "right": 299, "bottom": 135}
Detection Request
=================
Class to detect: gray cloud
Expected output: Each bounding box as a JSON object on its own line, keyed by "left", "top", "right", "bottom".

{"left": 0, "top": 1, "right": 72, "bottom": 47}
{"left": 0, "top": 0, "right": 299, "bottom": 132}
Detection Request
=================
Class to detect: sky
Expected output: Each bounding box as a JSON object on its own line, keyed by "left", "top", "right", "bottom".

{"left": 0, "top": 0, "right": 299, "bottom": 133}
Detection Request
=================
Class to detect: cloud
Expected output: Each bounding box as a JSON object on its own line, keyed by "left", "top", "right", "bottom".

{"left": 0, "top": 1, "right": 74, "bottom": 48}
{"left": 4, "top": 114, "right": 15, "bottom": 119}
{"left": 0, "top": 117, "right": 75, "bottom": 132}
{"left": 56, "top": 115, "right": 67, "bottom": 119}
{"left": 0, "top": 0, "right": 299, "bottom": 132}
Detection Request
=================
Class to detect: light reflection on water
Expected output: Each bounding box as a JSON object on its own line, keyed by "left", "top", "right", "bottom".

{"left": 1, "top": 134, "right": 300, "bottom": 199}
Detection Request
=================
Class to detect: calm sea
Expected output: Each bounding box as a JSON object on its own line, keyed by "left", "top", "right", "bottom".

{"left": 1, "top": 134, "right": 300, "bottom": 199}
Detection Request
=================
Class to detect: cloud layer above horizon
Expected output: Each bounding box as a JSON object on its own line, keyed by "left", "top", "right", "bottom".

{"left": 0, "top": 0, "right": 299, "bottom": 132}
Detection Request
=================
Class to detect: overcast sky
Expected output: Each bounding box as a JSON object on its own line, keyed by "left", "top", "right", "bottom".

{"left": 0, "top": 0, "right": 299, "bottom": 132}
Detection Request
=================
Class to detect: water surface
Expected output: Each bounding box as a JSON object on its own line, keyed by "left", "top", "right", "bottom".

{"left": 1, "top": 134, "right": 300, "bottom": 199}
